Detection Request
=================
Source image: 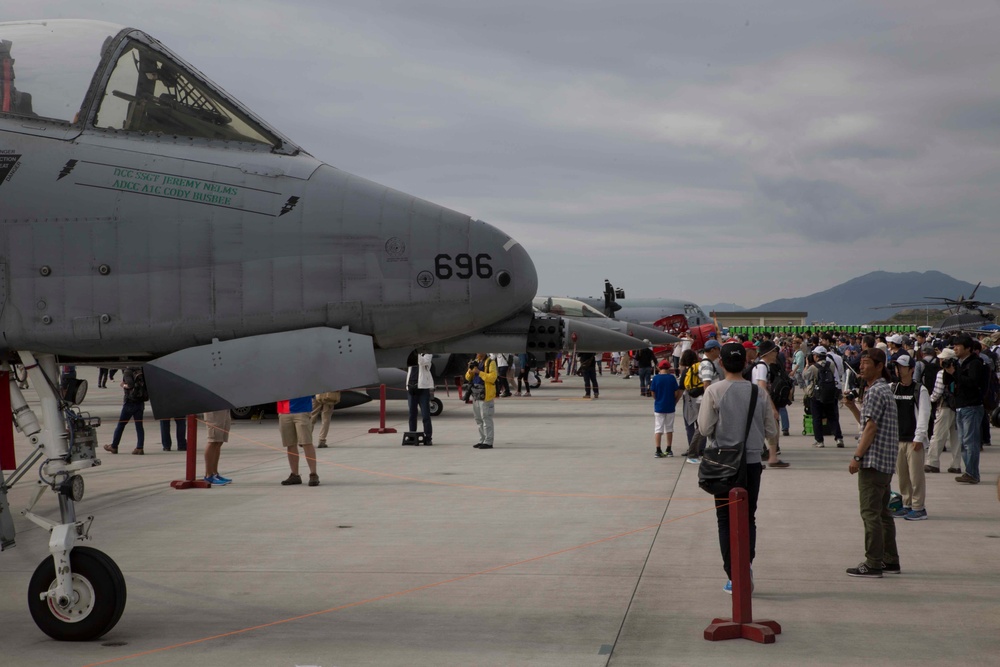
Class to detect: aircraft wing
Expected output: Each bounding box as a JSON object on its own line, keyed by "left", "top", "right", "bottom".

{"left": 143, "top": 328, "right": 379, "bottom": 419}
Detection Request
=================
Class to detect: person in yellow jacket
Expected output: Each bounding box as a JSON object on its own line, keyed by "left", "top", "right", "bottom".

{"left": 466, "top": 352, "right": 498, "bottom": 449}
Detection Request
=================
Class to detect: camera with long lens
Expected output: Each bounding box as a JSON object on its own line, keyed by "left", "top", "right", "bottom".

{"left": 468, "top": 359, "right": 479, "bottom": 370}
{"left": 844, "top": 388, "right": 860, "bottom": 401}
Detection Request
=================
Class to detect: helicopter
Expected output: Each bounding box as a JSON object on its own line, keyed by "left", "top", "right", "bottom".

{"left": 871, "top": 282, "right": 1000, "bottom": 333}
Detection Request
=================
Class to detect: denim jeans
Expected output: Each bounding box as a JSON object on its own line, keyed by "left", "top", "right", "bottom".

{"left": 111, "top": 401, "right": 145, "bottom": 449}
{"left": 956, "top": 405, "right": 984, "bottom": 481}
{"left": 778, "top": 406, "right": 789, "bottom": 432}
{"left": 638, "top": 367, "right": 653, "bottom": 394}
{"left": 582, "top": 367, "right": 599, "bottom": 396}
{"left": 407, "top": 388, "right": 433, "bottom": 437}
{"left": 159, "top": 418, "right": 186, "bottom": 450}
{"left": 714, "top": 463, "right": 762, "bottom": 578}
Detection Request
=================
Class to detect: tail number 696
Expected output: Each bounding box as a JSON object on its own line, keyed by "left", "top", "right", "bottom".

{"left": 435, "top": 253, "right": 493, "bottom": 279}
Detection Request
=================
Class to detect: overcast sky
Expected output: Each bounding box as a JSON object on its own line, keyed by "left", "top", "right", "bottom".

{"left": 9, "top": 1, "right": 1000, "bottom": 307}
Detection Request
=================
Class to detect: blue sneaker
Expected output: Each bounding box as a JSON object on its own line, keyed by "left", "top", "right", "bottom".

{"left": 204, "top": 474, "right": 231, "bottom": 486}
{"left": 904, "top": 508, "right": 928, "bottom": 521}
{"left": 891, "top": 506, "right": 911, "bottom": 518}
{"left": 215, "top": 474, "right": 232, "bottom": 484}
{"left": 723, "top": 569, "right": 754, "bottom": 595}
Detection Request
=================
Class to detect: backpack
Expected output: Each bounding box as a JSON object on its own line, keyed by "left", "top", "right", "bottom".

{"left": 741, "top": 360, "right": 767, "bottom": 383}
{"left": 128, "top": 369, "right": 149, "bottom": 402}
{"left": 524, "top": 352, "right": 537, "bottom": 369}
{"left": 814, "top": 361, "right": 838, "bottom": 404}
{"left": 920, "top": 358, "right": 940, "bottom": 398}
{"left": 769, "top": 362, "right": 795, "bottom": 409}
{"left": 684, "top": 364, "right": 705, "bottom": 398}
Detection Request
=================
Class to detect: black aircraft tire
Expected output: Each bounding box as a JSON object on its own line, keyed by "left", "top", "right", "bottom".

{"left": 230, "top": 405, "right": 255, "bottom": 420}
{"left": 429, "top": 397, "right": 443, "bottom": 417}
{"left": 27, "top": 547, "right": 127, "bottom": 641}
{"left": 531, "top": 373, "right": 541, "bottom": 389}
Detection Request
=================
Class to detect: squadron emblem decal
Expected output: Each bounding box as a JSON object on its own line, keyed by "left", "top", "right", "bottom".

{"left": 416, "top": 271, "right": 435, "bottom": 288}
{"left": 385, "top": 237, "right": 406, "bottom": 257}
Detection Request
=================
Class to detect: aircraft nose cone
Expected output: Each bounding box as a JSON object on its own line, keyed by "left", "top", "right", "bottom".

{"left": 503, "top": 237, "right": 539, "bottom": 308}
{"left": 470, "top": 219, "right": 538, "bottom": 322}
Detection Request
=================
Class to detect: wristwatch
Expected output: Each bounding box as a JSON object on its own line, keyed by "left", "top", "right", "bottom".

{"left": 852, "top": 455, "right": 863, "bottom": 462}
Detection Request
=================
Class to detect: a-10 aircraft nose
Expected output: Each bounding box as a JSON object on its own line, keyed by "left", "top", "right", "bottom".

{"left": 468, "top": 219, "right": 538, "bottom": 322}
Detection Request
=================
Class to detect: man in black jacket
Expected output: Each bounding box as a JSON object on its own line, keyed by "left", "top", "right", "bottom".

{"left": 636, "top": 344, "right": 657, "bottom": 397}
{"left": 947, "top": 335, "right": 988, "bottom": 484}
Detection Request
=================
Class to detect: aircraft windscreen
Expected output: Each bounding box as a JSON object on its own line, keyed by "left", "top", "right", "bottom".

{"left": 0, "top": 20, "right": 117, "bottom": 122}
{"left": 94, "top": 41, "right": 277, "bottom": 146}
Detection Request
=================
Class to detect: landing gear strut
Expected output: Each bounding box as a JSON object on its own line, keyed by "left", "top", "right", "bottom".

{"left": 3, "top": 353, "right": 127, "bottom": 641}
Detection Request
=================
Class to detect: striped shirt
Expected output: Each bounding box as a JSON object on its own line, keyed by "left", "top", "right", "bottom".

{"left": 860, "top": 378, "right": 899, "bottom": 474}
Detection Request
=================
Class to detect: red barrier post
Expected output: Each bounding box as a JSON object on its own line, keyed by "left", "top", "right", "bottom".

{"left": 171, "top": 414, "right": 211, "bottom": 489}
{"left": 368, "top": 384, "right": 397, "bottom": 434}
{"left": 0, "top": 370, "right": 15, "bottom": 471}
{"left": 550, "top": 353, "right": 563, "bottom": 383}
{"left": 704, "top": 487, "right": 781, "bottom": 643}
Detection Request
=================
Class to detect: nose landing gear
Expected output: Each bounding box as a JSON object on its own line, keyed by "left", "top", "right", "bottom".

{"left": 4, "top": 353, "right": 127, "bottom": 641}
{"left": 27, "top": 546, "right": 127, "bottom": 641}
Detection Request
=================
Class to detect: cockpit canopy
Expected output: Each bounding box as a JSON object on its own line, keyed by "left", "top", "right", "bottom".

{"left": 533, "top": 297, "right": 608, "bottom": 319}
{"left": 0, "top": 19, "right": 296, "bottom": 152}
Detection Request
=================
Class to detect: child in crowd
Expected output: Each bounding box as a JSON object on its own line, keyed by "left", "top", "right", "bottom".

{"left": 650, "top": 359, "right": 683, "bottom": 458}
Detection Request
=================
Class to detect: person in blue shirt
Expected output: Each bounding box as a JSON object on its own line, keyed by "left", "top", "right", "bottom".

{"left": 650, "top": 359, "right": 683, "bottom": 458}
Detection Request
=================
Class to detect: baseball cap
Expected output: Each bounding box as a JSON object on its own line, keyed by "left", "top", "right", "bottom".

{"left": 742, "top": 340, "right": 756, "bottom": 350}
{"left": 708, "top": 332, "right": 717, "bottom": 338}
{"left": 887, "top": 334, "right": 903, "bottom": 345}
{"left": 704, "top": 339, "right": 721, "bottom": 350}
{"left": 658, "top": 359, "right": 671, "bottom": 369}
{"left": 937, "top": 348, "right": 957, "bottom": 360}
{"left": 812, "top": 345, "right": 828, "bottom": 356}
{"left": 721, "top": 341, "right": 746, "bottom": 361}
{"left": 894, "top": 354, "right": 913, "bottom": 368}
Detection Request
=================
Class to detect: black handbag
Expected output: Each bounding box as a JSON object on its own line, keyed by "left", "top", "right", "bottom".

{"left": 698, "top": 385, "right": 758, "bottom": 496}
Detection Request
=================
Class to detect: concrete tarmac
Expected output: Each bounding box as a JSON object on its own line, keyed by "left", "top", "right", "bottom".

{"left": 1, "top": 366, "right": 998, "bottom": 666}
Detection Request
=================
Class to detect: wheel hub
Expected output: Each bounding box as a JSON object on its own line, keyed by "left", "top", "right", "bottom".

{"left": 46, "top": 574, "right": 95, "bottom": 623}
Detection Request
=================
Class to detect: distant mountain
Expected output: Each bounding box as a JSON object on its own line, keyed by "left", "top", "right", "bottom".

{"left": 754, "top": 271, "right": 1000, "bottom": 325}
{"left": 704, "top": 302, "right": 746, "bottom": 313}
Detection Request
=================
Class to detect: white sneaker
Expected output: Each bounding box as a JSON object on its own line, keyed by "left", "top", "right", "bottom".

{"left": 813, "top": 441, "right": 825, "bottom": 448}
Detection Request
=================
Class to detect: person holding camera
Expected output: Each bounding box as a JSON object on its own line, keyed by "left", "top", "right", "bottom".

{"left": 927, "top": 348, "right": 961, "bottom": 475}
{"left": 466, "top": 353, "right": 498, "bottom": 449}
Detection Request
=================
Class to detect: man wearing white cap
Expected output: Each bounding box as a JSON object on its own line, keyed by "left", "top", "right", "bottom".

{"left": 890, "top": 355, "right": 931, "bottom": 520}
{"left": 886, "top": 334, "right": 906, "bottom": 382}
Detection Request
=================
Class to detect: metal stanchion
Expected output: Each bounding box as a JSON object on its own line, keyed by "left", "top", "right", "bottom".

{"left": 368, "top": 384, "right": 397, "bottom": 434}
{"left": 703, "top": 487, "right": 782, "bottom": 643}
{"left": 171, "top": 415, "right": 210, "bottom": 489}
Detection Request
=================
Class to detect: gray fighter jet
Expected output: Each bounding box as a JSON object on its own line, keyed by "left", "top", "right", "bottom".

{"left": 0, "top": 20, "right": 645, "bottom": 641}
{"left": 532, "top": 297, "right": 679, "bottom": 346}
